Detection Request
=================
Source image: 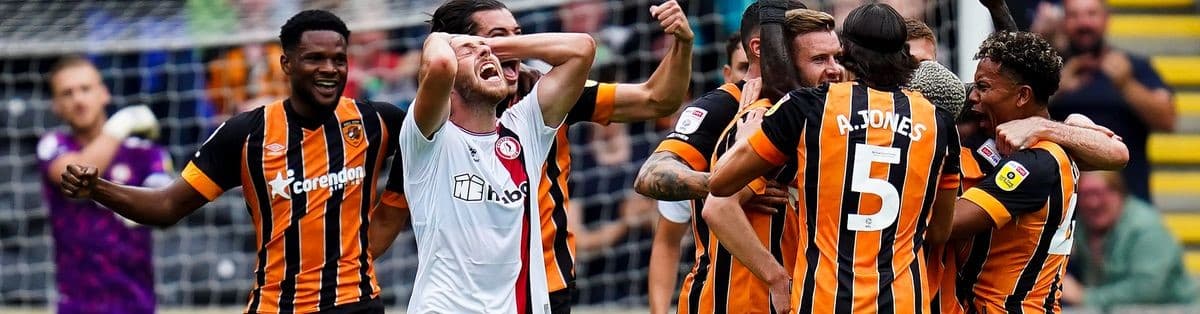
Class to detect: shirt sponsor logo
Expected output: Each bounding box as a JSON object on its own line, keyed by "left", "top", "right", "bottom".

{"left": 496, "top": 137, "right": 521, "bottom": 160}
{"left": 978, "top": 139, "right": 1001, "bottom": 166}
{"left": 268, "top": 166, "right": 366, "bottom": 200}
{"left": 675, "top": 107, "right": 708, "bottom": 134}
{"left": 995, "top": 161, "right": 1029, "bottom": 191}
{"left": 452, "top": 173, "right": 530, "bottom": 205}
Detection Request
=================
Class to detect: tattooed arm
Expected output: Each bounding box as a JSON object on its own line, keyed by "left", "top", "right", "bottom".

{"left": 635, "top": 151, "right": 710, "bottom": 201}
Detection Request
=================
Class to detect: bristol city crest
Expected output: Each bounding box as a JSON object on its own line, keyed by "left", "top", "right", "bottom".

{"left": 496, "top": 137, "right": 521, "bottom": 160}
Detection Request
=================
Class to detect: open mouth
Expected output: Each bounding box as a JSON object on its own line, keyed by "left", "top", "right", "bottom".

{"left": 479, "top": 62, "right": 502, "bottom": 82}
{"left": 501, "top": 60, "right": 520, "bottom": 82}
{"left": 315, "top": 79, "right": 339, "bottom": 95}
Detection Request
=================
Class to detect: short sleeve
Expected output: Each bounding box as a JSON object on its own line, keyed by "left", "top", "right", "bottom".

{"left": 565, "top": 80, "right": 617, "bottom": 125}
{"left": 182, "top": 110, "right": 258, "bottom": 201}
{"left": 960, "top": 148, "right": 1063, "bottom": 227}
{"left": 399, "top": 107, "right": 445, "bottom": 184}
{"left": 1130, "top": 55, "right": 1170, "bottom": 91}
{"left": 653, "top": 89, "right": 739, "bottom": 171}
{"left": 936, "top": 109, "right": 962, "bottom": 190}
{"left": 657, "top": 200, "right": 692, "bottom": 224}
{"left": 751, "top": 89, "right": 816, "bottom": 165}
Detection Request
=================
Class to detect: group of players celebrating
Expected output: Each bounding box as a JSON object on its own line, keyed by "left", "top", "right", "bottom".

{"left": 54, "top": 0, "right": 1129, "bottom": 313}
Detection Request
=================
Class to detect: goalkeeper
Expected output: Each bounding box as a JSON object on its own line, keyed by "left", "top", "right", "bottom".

{"left": 37, "top": 56, "right": 169, "bottom": 314}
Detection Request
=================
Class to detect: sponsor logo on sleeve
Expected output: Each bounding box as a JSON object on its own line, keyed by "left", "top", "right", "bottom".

{"left": 978, "top": 139, "right": 1002, "bottom": 166}
{"left": 675, "top": 107, "right": 708, "bottom": 134}
{"left": 995, "top": 161, "right": 1029, "bottom": 191}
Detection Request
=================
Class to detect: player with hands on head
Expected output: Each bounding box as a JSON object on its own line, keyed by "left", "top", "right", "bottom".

{"left": 400, "top": 25, "right": 594, "bottom": 313}
{"left": 368, "top": 3, "right": 693, "bottom": 312}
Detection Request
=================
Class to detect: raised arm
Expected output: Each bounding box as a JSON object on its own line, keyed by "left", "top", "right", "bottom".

{"left": 756, "top": 0, "right": 802, "bottom": 102}
{"left": 486, "top": 33, "right": 596, "bottom": 126}
{"left": 981, "top": 0, "right": 1019, "bottom": 33}
{"left": 61, "top": 165, "right": 207, "bottom": 228}
{"left": 411, "top": 32, "right": 458, "bottom": 138}
{"left": 609, "top": 0, "right": 693, "bottom": 122}
{"left": 994, "top": 116, "right": 1129, "bottom": 171}
{"left": 44, "top": 105, "right": 159, "bottom": 184}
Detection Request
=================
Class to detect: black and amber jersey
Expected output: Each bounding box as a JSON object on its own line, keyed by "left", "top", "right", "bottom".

{"left": 688, "top": 98, "right": 800, "bottom": 314}
{"left": 957, "top": 141, "right": 1079, "bottom": 314}
{"left": 182, "top": 97, "right": 403, "bottom": 313}
{"left": 537, "top": 80, "right": 617, "bottom": 292}
{"left": 747, "top": 81, "right": 960, "bottom": 313}
{"left": 650, "top": 82, "right": 742, "bottom": 314}
{"left": 930, "top": 133, "right": 1001, "bottom": 314}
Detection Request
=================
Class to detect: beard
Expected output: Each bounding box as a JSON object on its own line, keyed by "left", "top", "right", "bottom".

{"left": 453, "top": 75, "right": 507, "bottom": 111}
{"left": 1067, "top": 31, "right": 1105, "bottom": 58}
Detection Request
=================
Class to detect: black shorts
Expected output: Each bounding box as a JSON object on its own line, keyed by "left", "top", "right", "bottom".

{"left": 317, "top": 297, "right": 384, "bottom": 314}
{"left": 549, "top": 282, "right": 578, "bottom": 314}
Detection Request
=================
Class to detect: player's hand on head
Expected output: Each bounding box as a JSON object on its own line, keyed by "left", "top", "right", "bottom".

{"left": 104, "top": 105, "right": 160, "bottom": 140}
{"left": 60, "top": 164, "right": 99, "bottom": 199}
{"left": 995, "top": 116, "right": 1054, "bottom": 155}
{"left": 650, "top": 0, "right": 693, "bottom": 42}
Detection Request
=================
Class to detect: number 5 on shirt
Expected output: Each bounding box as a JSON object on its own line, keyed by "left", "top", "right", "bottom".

{"left": 846, "top": 143, "right": 901, "bottom": 231}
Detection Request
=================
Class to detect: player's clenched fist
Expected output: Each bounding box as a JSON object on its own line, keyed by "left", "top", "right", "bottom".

{"left": 60, "top": 164, "right": 99, "bottom": 199}
{"left": 650, "top": 0, "right": 693, "bottom": 42}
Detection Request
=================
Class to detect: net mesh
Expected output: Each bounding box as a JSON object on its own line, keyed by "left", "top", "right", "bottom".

{"left": 0, "top": 0, "right": 962, "bottom": 309}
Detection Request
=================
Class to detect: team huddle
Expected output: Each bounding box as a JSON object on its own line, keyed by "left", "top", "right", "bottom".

{"left": 53, "top": 0, "right": 1130, "bottom": 313}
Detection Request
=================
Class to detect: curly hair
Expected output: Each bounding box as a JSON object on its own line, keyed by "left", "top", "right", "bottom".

{"left": 279, "top": 10, "right": 350, "bottom": 53}
{"left": 974, "top": 31, "right": 1063, "bottom": 104}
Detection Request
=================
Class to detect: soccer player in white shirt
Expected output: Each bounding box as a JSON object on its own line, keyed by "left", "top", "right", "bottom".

{"left": 399, "top": 32, "right": 594, "bottom": 314}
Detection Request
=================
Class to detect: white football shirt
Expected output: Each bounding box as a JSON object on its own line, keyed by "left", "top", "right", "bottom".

{"left": 400, "top": 82, "right": 558, "bottom": 314}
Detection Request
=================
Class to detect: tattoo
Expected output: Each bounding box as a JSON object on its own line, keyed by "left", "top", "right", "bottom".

{"left": 635, "top": 152, "right": 710, "bottom": 201}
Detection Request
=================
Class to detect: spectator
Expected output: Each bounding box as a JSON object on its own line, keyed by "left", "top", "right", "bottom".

{"left": 1049, "top": 0, "right": 1175, "bottom": 202}
{"left": 345, "top": 29, "right": 419, "bottom": 107}
{"left": 205, "top": 0, "right": 294, "bottom": 116}
{"left": 37, "top": 56, "right": 172, "bottom": 314}
{"left": 1062, "top": 171, "right": 1196, "bottom": 310}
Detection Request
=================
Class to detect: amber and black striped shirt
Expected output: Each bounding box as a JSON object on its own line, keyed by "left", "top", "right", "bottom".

{"left": 956, "top": 141, "right": 1079, "bottom": 314}
{"left": 748, "top": 81, "right": 960, "bottom": 313}
{"left": 688, "top": 98, "right": 800, "bottom": 314}
{"left": 182, "top": 97, "right": 403, "bottom": 313}
{"left": 651, "top": 82, "right": 744, "bottom": 314}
